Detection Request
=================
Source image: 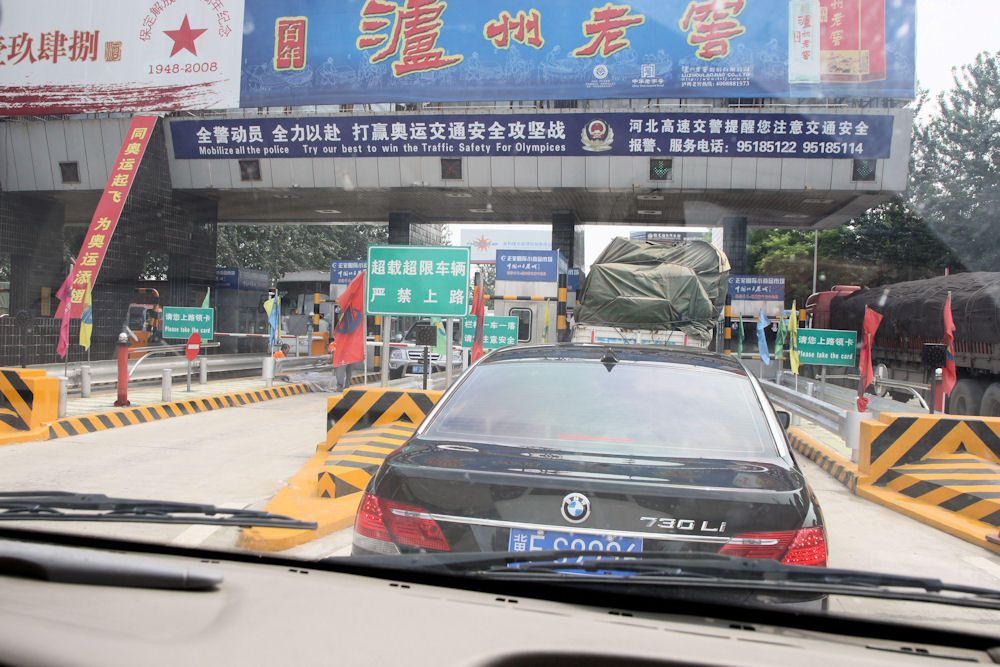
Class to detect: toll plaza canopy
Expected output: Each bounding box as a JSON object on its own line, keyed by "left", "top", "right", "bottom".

{"left": 0, "top": 0, "right": 917, "bottom": 365}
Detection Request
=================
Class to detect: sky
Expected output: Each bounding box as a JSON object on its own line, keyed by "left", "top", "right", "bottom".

{"left": 450, "top": 1, "right": 1000, "bottom": 272}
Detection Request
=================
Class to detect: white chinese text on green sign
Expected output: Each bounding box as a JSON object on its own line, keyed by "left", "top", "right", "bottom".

{"left": 162, "top": 307, "right": 214, "bottom": 340}
{"left": 462, "top": 315, "right": 518, "bottom": 349}
{"left": 795, "top": 328, "right": 856, "bottom": 366}
{"left": 366, "top": 246, "right": 471, "bottom": 317}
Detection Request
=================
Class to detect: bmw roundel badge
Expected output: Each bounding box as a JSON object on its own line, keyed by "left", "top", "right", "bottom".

{"left": 561, "top": 493, "right": 591, "bottom": 524}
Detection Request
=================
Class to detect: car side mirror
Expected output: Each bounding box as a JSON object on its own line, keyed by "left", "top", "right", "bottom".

{"left": 394, "top": 333, "right": 403, "bottom": 342}
{"left": 775, "top": 410, "right": 791, "bottom": 430}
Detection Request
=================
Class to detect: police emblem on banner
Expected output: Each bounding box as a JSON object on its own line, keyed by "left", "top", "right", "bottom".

{"left": 581, "top": 119, "right": 613, "bottom": 152}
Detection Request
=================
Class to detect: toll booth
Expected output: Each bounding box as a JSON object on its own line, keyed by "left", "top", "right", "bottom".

{"left": 215, "top": 267, "right": 270, "bottom": 354}
{"left": 492, "top": 250, "right": 567, "bottom": 346}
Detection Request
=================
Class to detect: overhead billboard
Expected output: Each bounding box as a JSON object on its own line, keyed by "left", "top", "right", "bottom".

{"left": 460, "top": 229, "right": 551, "bottom": 264}
{"left": 239, "top": 0, "right": 916, "bottom": 107}
{"left": 0, "top": 0, "right": 244, "bottom": 115}
{"left": 170, "top": 111, "right": 895, "bottom": 161}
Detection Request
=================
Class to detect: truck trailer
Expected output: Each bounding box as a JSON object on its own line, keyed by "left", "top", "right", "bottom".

{"left": 806, "top": 272, "right": 1000, "bottom": 416}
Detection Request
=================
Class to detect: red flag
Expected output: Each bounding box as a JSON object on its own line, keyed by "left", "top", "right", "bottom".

{"left": 856, "top": 306, "right": 883, "bottom": 412}
{"left": 333, "top": 271, "right": 366, "bottom": 367}
{"left": 938, "top": 292, "right": 957, "bottom": 411}
{"left": 55, "top": 262, "right": 76, "bottom": 359}
{"left": 56, "top": 297, "right": 72, "bottom": 359}
{"left": 471, "top": 277, "right": 485, "bottom": 363}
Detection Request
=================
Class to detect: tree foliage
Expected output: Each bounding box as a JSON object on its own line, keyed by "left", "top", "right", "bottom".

{"left": 748, "top": 197, "right": 963, "bottom": 306}
{"left": 216, "top": 224, "right": 388, "bottom": 280}
{"left": 910, "top": 51, "right": 1000, "bottom": 271}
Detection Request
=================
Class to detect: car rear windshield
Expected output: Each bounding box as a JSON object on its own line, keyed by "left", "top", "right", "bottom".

{"left": 422, "top": 359, "right": 779, "bottom": 458}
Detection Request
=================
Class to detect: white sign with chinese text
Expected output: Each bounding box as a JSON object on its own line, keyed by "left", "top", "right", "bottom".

{"left": 0, "top": 0, "right": 244, "bottom": 115}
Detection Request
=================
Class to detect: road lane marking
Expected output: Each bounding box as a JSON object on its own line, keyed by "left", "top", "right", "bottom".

{"left": 170, "top": 500, "right": 243, "bottom": 547}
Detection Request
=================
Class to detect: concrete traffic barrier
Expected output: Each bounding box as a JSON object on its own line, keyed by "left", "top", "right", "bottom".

{"left": 325, "top": 387, "right": 443, "bottom": 448}
{"left": 0, "top": 368, "right": 59, "bottom": 445}
{"left": 241, "top": 387, "right": 443, "bottom": 551}
{"left": 855, "top": 412, "right": 1000, "bottom": 553}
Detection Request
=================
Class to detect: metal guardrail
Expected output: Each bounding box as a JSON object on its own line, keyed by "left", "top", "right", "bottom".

{"left": 759, "top": 378, "right": 863, "bottom": 459}
{"left": 128, "top": 342, "right": 220, "bottom": 379}
{"left": 818, "top": 372, "right": 931, "bottom": 411}
{"left": 53, "top": 353, "right": 283, "bottom": 390}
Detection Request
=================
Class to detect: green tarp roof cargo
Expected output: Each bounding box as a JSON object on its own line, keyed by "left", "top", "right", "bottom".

{"left": 575, "top": 238, "right": 730, "bottom": 338}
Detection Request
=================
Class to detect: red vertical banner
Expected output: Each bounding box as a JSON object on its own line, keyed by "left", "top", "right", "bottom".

{"left": 471, "top": 276, "right": 485, "bottom": 363}
{"left": 60, "top": 114, "right": 160, "bottom": 320}
{"left": 333, "top": 271, "right": 366, "bottom": 367}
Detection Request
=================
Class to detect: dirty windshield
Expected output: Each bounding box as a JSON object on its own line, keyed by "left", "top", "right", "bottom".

{"left": 1, "top": 0, "right": 1000, "bottom": 642}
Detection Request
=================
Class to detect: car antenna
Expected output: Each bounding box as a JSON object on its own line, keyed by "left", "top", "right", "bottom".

{"left": 600, "top": 348, "right": 618, "bottom": 372}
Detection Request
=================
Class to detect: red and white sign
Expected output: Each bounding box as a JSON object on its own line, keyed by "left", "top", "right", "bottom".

{"left": 0, "top": 0, "right": 244, "bottom": 115}
{"left": 186, "top": 332, "right": 202, "bottom": 361}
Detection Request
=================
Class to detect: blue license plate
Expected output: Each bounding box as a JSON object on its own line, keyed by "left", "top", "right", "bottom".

{"left": 411, "top": 365, "right": 424, "bottom": 373}
{"left": 508, "top": 528, "right": 641, "bottom": 573}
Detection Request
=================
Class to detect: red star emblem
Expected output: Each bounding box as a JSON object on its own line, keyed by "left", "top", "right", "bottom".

{"left": 164, "top": 14, "right": 208, "bottom": 57}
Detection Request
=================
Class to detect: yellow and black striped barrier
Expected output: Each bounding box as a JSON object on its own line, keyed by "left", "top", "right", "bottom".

{"left": 242, "top": 388, "right": 443, "bottom": 551}
{"left": 0, "top": 368, "right": 59, "bottom": 445}
{"left": 318, "top": 423, "right": 416, "bottom": 498}
{"left": 855, "top": 412, "right": 1000, "bottom": 552}
{"left": 46, "top": 383, "right": 312, "bottom": 441}
{"left": 326, "top": 387, "right": 442, "bottom": 449}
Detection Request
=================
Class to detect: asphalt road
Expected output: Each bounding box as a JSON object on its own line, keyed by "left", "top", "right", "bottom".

{"left": 1, "top": 389, "right": 999, "bottom": 635}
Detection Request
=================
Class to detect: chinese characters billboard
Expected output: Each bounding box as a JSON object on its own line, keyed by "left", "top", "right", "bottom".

{"left": 0, "top": 0, "right": 244, "bottom": 115}
{"left": 240, "top": 0, "right": 916, "bottom": 107}
{"left": 728, "top": 274, "right": 785, "bottom": 318}
{"left": 365, "top": 246, "right": 470, "bottom": 317}
{"left": 496, "top": 250, "right": 562, "bottom": 283}
{"left": 330, "top": 260, "right": 366, "bottom": 285}
{"left": 461, "top": 315, "right": 518, "bottom": 350}
{"left": 170, "top": 111, "right": 895, "bottom": 161}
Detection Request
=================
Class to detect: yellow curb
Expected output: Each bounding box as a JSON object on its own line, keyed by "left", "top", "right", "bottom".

{"left": 42, "top": 383, "right": 313, "bottom": 441}
{"left": 238, "top": 443, "right": 364, "bottom": 552}
{"left": 0, "top": 426, "right": 50, "bottom": 447}
{"left": 856, "top": 482, "right": 1000, "bottom": 556}
{"left": 787, "top": 426, "right": 860, "bottom": 491}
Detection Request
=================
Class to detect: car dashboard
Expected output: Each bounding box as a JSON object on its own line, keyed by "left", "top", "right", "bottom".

{"left": 0, "top": 533, "right": 997, "bottom": 666}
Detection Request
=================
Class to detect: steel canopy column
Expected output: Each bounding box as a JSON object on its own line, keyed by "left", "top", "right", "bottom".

{"left": 551, "top": 210, "right": 577, "bottom": 268}
{"left": 722, "top": 217, "right": 748, "bottom": 275}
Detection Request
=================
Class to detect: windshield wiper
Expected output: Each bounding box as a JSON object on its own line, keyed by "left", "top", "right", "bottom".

{"left": 343, "top": 550, "right": 1000, "bottom": 611}
{"left": 0, "top": 491, "right": 317, "bottom": 530}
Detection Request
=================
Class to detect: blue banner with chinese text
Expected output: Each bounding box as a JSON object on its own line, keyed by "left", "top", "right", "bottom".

{"left": 171, "top": 111, "right": 894, "bottom": 160}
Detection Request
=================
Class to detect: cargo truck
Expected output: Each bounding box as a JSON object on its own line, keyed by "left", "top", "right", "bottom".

{"left": 806, "top": 272, "right": 1000, "bottom": 416}
{"left": 571, "top": 238, "right": 729, "bottom": 349}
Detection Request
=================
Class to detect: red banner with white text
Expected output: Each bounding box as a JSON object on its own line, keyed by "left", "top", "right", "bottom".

{"left": 59, "top": 114, "right": 160, "bottom": 319}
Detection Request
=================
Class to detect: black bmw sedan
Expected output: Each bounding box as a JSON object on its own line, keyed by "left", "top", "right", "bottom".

{"left": 352, "top": 344, "right": 826, "bottom": 568}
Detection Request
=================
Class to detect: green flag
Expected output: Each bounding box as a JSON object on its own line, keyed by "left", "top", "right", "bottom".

{"left": 201, "top": 287, "right": 211, "bottom": 309}
{"left": 431, "top": 318, "right": 448, "bottom": 356}
{"left": 774, "top": 315, "right": 787, "bottom": 362}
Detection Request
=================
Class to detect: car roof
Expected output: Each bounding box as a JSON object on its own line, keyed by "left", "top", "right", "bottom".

{"left": 478, "top": 343, "right": 749, "bottom": 374}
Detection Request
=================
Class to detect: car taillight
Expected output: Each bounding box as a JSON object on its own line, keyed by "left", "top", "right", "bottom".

{"left": 354, "top": 493, "right": 450, "bottom": 552}
{"left": 719, "top": 527, "right": 826, "bottom": 566}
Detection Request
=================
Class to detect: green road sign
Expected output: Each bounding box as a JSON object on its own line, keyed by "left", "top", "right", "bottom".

{"left": 162, "top": 307, "right": 214, "bottom": 340}
{"left": 366, "top": 245, "right": 471, "bottom": 317}
{"left": 462, "top": 315, "right": 518, "bottom": 349}
{"left": 795, "top": 328, "right": 856, "bottom": 366}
